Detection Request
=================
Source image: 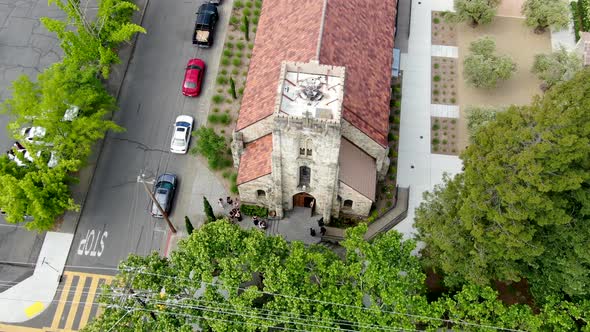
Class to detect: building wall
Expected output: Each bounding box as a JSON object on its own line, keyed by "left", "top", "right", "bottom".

{"left": 237, "top": 174, "right": 274, "bottom": 206}
{"left": 341, "top": 119, "right": 390, "bottom": 180}
{"left": 274, "top": 115, "right": 341, "bottom": 221}
{"left": 337, "top": 181, "right": 373, "bottom": 217}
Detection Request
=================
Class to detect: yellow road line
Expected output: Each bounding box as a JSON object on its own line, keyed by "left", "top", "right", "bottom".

{"left": 50, "top": 274, "right": 73, "bottom": 329}
{"left": 77, "top": 277, "right": 99, "bottom": 328}
{"left": 0, "top": 323, "right": 44, "bottom": 331}
{"left": 64, "top": 276, "right": 86, "bottom": 330}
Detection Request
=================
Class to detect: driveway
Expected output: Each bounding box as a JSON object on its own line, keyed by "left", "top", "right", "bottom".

{"left": 66, "top": 0, "right": 231, "bottom": 269}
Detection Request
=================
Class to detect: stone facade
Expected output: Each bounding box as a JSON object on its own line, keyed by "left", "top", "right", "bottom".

{"left": 235, "top": 61, "right": 387, "bottom": 221}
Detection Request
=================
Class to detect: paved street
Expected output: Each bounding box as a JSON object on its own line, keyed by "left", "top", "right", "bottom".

{"left": 66, "top": 0, "right": 230, "bottom": 270}
{"left": 0, "top": 0, "right": 64, "bottom": 289}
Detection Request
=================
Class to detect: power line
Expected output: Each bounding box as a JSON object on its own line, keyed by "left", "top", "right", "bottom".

{"left": 121, "top": 267, "right": 527, "bottom": 332}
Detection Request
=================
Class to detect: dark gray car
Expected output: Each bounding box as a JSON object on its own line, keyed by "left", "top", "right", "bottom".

{"left": 150, "top": 173, "right": 177, "bottom": 218}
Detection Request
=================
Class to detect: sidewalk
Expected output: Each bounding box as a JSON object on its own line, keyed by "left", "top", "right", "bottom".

{"left": 394, "top": 0, "right": 463, "bottom": 238}
{"left": 0, "top": 232, "right": 73, "bottom": 323}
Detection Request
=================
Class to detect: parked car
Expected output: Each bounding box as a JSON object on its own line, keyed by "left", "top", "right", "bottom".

{"left": 182, "top": 58, "right": 206, "bottom": 97}
{"left": 170, "top": 115, "right": 194, "bottom": 154}
{"left": 192, "top": 3, "right": 218, "bottom": 47}
{"left": 209, "top": 0, "right": 222, "bottom": 4}
{"left": 150, "top": 173, "right": 177, "bottom": 218}
{"left": 21, "top": 127, "right": 47, "bottom": 144}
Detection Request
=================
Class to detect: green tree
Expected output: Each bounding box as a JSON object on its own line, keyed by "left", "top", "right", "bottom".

{"left": 444, "top": 0, "right": 501, "bottom": 27}
{"left": 465, "top": 105, "right": 502, "bottom": 142}
{"left": 242, "top": 15, "right": 250, "bottom": 41}
{"left": 203, "top": 197, "right": 215, "bottom": 222}
{"left": 532, "top": 47, "right": 583, "bottom": 90}
{"left": 463, "top": 36, "right": 516, "bottom": 88}
{"left": 41, "top": 0, "right": 145, "bottom": 78}
{"left": 229, "top": 76, "right": 237, "bottom": 99}
{"left": 522, "top": 0, "right": 570, "bottom": 34}
{"left": 190, "top": 127, "right": 230, "bottom": 169}
{"left": 184, "top": 216, "right": 194, "bottom": 234}
{"left": 416, "top": 69, "right": 590, "bottom": 301}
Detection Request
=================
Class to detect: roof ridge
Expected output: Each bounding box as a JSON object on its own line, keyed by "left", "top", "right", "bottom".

{"left": 315, "top": 0, "right": 329, "bottom": 60}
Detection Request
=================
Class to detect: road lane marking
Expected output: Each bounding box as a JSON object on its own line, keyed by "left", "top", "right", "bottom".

{"left": 24, "top": 301, "right": 44, "bottom": 318}
{"left": 77, "top": 277, "right": 100, "bottom": 327}
{"left": 50, "top": 273, "right": 73, "bottom": 329}
{"left": 64, "top": 276, "right": 86, "bottom": 329}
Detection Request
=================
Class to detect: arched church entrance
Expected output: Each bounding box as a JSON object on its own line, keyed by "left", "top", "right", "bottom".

{"left": 293, "top": 192, "right": 315, "bottom": 209}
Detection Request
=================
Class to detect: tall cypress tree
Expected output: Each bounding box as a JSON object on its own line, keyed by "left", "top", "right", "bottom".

{"left": 203, "top": 197, "right": 215, "bottom": 223}
{"left": 184, "top": 216, "right": 194, "bottom": 235}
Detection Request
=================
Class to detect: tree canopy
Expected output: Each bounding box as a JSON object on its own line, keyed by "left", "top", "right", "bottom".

{"left": 84, "top": 221, "right": 590, "bottom": 331}
{"left": 522, "top": 0, "right": 571, "bottom": 33}
{"left": 416, "top": 68, "right": 590, "bottom": 302}
{"left": 532, "top": 47, "right": 583, "bottom": 90}
{"left": 444, "top": 0, "right": 501, "bottom": 27}
{"left": 463, "top": 37, "right": 517, "bottom": 88}
{"left": 465, "top": 105, "right": 502, "bottom": 143}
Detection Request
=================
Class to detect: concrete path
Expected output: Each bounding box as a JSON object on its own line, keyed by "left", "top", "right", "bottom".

{"left": 394, "top": 0, "right": 463, "bottom": 238}
{"left": 0, "top": 232, "right": 73, "bottom": 323}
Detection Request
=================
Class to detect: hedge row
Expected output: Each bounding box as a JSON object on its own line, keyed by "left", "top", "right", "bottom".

{"left": 240, "top": 204, "right": 268, "bottom": 217}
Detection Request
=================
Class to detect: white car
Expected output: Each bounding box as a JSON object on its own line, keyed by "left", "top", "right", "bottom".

{"left": 170, "top": 115, "right": 194, "bottom": 154}
{"left": 21, "top": 126, "right": 47, "bottom": 144}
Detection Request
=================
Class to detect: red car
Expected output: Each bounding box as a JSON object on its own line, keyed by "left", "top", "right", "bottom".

{"left": 182, "top": 58, "right": 206, "bottom": 97}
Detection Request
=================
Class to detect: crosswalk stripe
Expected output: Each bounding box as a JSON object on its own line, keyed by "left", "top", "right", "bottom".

{"left": 77, "top": 277, "right": 100, "bottom": 328}
{"left": 50, "top": 274, "right": 73, "bottom": 329}
{"left": 64, "top": 276, "right": 86, "bottom": 330}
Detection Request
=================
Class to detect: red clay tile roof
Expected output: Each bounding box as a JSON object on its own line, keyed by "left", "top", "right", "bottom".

{"left": 236, "top": 0, "right": 397, "bottom": 148}
{"left": 235, "top": 0, "right": 324, "bottom": 131}
{"left": 319, "top": 0, "right": 396, "bottom": 147}
{"left": 237, "top": 134, "right": 273, "bottom": 185}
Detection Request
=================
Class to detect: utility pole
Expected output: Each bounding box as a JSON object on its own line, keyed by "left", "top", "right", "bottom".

{"left": 138, "top": 173, "right": 177, "bottom": 234}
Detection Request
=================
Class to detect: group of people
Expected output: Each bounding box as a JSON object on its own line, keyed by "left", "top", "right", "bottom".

{"left": 219, "top": 197, "right": 242, "bottom": 223}
{"left": 252, "top": 215, "right": 268, "bottom": 230}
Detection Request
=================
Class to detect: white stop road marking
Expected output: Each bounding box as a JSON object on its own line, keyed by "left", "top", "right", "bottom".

{"left": 76, "top": 229, "right": 108, "bottom": 257}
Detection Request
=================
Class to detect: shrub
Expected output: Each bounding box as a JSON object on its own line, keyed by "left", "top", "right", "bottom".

{"left": 248, "top": 43, "right": 254, "bottom": 49}
{"left": 219, "top": 113, "right": 232, "bottom": 125}
{"left": 231, "top": 68, "right": 240, "bottom": 75}
{"left": 212, "top": 94, "right": 225, "bottom": 104}
{"left": 389, "top": 115, "right": 395, "bottom": 122}
{"left": 433, "top": 89, "right": 440, "bottom": 95}
{"left": 463, "top": 37, "right": 516, "bottom": 88}
{"left": 235, "top": 51, "right": 243, "bottom": 58}
{"left": 432, "top": 138, "right": 440, "bottom": 145}
{"left": 450, "top": 98, "right": 457, "bottom": 104}
{"left": 434, "top": 63, "right": 440, "bottom": 69}
{"left": 238, "top": 87, "right": 245, "bottom": 95}
{"left": 393, "top": 116, "right": 400, "bottom": 124}
{"left": 225, "top": 41, "right": 234, "bottom": 49}
{"left": 442, "top": 139, "right": 448, "bottom": 144}
{"left": 433, "top": 145, "right": 439, "bottom": 152}
{"left": 388, "top": 132, "right": 395, "bottom": 141}
{"left": 234, "top": 0, "right": 244, "bottom": 8}
{"left": 247, "top": 53, "right": 252, "bottom": 59}
{"left": 394, "top": 100, "right": 401, "bottom": 108}
{"left": 252, "top": 17, "right": 259, "bottom": 25}
{"left": 433, "top": 75, "right": 441, "bottom": 82}
{"left": 230, "top": 16, "right": 240, "bottom": 26}
{"left": 433, "top": 17, "right": 440, "bottom": 24}
{"left": 221, "top": 56, "right": 231, "bottom": 66}
{"left": 208, "top": 114, "right": 221, "bottom": 124}
{"left": 191, "top": 127, "right": 231, "bottom": 170}
{"left": 213, "top": 107, "right": 220, "bottom": 113}
{"left": 389, "top": 174, "right": 395, "bottom": 181}
{"left": 222, "top": 170, "right": 232, "bottom": 179}
{"left": 243, "top": 8, "right": 252, "bottom": 16}
{"left": 254, "top": 9, "right": 261, "bottom": 16}
{"left": 236, "top": 41, "right": 245, "bottom": 50}
{"left": 220, "top": 69, "right": 228, "bottom": 75}
{"left": 217, "top": 75, "right": 228, "bottom": 85}
{"left": 255, "top": 0, "right": 262, "bottom": 8}
{"left": 232, "top": 58, "right": 242, "bottom": 66}
{"left": 245, "top": 1, "right": 253, "bottom": 8}
{"left": 223, "top": 49, "right": 233, "bottom": 57}
{"left": 451, "top": 119, "right": 457, "bottom": 124}
{"left": 240, "top": 204, "right": 268, "bottom": 217}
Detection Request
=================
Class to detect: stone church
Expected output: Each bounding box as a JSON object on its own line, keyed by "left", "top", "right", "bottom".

{"left": 231, "top": 0, "right": 398, "bottom": 222}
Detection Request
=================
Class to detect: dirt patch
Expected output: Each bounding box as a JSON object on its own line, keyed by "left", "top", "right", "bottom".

{"left": 456, "top": 16, "right": 552, "bottom": 151}
{"left": 431, "top": 116, "right": 459, "bottom": 155}
{"left": 431, "top": 11, "right": 457, "bottom": 46}
{"left": 494, "top": 279, "right": 536, "bottom": 308}
{"left": 497, "top": 0, "right": 526, "bottom": 18}
{"left": 431, "top": 57, "right": 458, "bottom": 105}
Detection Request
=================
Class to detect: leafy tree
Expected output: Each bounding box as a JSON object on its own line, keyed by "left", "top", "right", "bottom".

{"left": 522, "top": 0, "right": 570, "bottom": 34}
{"left": 444, "top": 0, "right": 501, "bottom": 27}
{"left": 416, "top": 69, "right": 590, "bottom": 301}
{"left": 41, "top": 0, "right": 145, "bottom": 78}
{"left": 203, "top": 197, "right": 215, "bottom": 222}
{"left": 191, "top": 127, "right": 230, "bottom": 169}
{"left": 184, "top": 216, "right": 194, "bottom": 235}
{"left": 465, "top": 105, "right": 502, "bottom": 142}
{"left": 532, "top": 47, "right": 583, "bottom": 90}
{"left": 463, "top": 37, "right": 516, "bottom": 88}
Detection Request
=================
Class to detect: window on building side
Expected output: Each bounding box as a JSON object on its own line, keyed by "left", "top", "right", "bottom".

{"left": 257, "top": 190, "right": 266, "bottom": 198}
{"left": 299, "top": 139, "right": 312, "bottom": 157}
{"left": 299, "top": 166, "right": 311, "bottom": 187}
{"left": 343, "top": 200, "right": 353, "bottom": 209}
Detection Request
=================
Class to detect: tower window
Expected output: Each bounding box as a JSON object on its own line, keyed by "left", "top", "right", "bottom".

{"left": 299, "top": 166, "right": 311, "bottom": 187}
{"left": 257, "top": 190, "right": 266, "bottom": 198}
{"left": 343, "top": 200, "right": 353, "bottom": 209}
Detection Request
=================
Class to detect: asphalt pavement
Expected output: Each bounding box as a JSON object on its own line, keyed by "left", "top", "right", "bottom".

{"left": 66, "top": 0, "right": 230, "bottom": 269}
{"left": 0, "top": 0, "right": 65, "bottom": 288}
